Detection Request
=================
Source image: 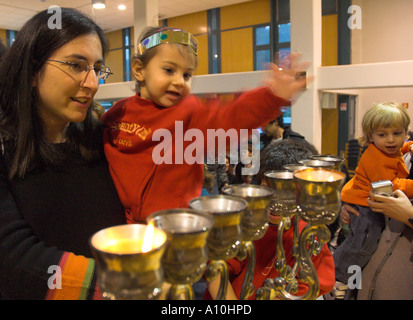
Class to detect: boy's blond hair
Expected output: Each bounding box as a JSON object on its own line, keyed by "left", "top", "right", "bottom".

{"left": 359, "top": 102, "right": 410, "bottom": 146}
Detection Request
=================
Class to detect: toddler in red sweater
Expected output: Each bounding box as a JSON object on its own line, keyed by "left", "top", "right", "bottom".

{"left": 101, "top": 26, "right": 310, "bottom": 223}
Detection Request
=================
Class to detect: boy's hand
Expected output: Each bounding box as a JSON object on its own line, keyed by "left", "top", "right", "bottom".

{"left": 264, "top": 53, "right": 312, "bottom": 101}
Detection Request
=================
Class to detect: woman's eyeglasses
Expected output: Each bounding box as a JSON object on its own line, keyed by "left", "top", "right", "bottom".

{"left": 47, "top": 59, "right": 113, "bottom": 80}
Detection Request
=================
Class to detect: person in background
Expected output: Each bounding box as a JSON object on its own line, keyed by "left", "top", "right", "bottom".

{"left": 0, "top": 8, "right": 126, "bottom": 300}
{"left": 203, "top": 154, "right": 230, "bottom": 195}
{"left": 225, "top": 155, "right": 236, "bottom": 185}
{"left": 327, "top": 102, "right": 413, "bottom": 300}
{"left": 205, "top": 138, "right": 334, "bottom": 300}
{"left": 101, "top": 26, "right": 310, "bottom": 224}
{"left": 260, "top": 113, "right": 311, "bottom": 151}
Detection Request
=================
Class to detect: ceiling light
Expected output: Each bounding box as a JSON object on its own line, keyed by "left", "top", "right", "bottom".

{"left": 92, "top": 0, "right": 106, "bottom": 9}
{"left": 118, "top": 4, "right": 126, "bottom": 10}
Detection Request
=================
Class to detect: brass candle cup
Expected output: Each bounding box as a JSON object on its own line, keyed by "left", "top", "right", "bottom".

{"left": 189, "top": 195, "right": 248, "bottom": 300}
{"left": 283, "top": 164, "right": 310, "bottom": 172}
{"left": 221, "top": 184, "right": 274, "bottom": 241}
{"left": 311, "top": 155, "right": 344, "bottom": 171}
{"left": 293, "top": 168, "right": 346, "bottom": 225}
{"left": 298, "top": 159, "right": 335, "bottom": 169}
{"left": 90, "top": 224, "right": 167, "bottom": 300}
{"left": 264, "top": 170, "right": 297, "bottom": 221}
{"left": 189, "top": 195, "right": 246, "bottom": 260}
{"left": 147, "top": 209, "right": 215, "bottom": 300}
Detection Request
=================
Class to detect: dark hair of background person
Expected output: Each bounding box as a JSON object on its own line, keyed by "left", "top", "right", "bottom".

{"left": 257, "top": 138, "right": 318, "bottom": 184}
{"left": 0, "top": 39, "right": 6, "bottom": 61}
{"left": 0, "top": 8, "right": 109, "bottom": 179}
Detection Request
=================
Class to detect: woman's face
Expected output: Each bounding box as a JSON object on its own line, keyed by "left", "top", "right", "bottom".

{"left": 33, "top": 33, "right": 103, "bottom": 142}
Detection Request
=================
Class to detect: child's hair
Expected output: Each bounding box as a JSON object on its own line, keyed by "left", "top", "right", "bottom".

{"left": 359, "top": 102, "right": 410, "bottom": 146}
{"left": 135, "top": 26, "right": 198, "bottom": 69}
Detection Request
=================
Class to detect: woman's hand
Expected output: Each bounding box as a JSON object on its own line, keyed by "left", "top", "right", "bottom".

{"left": 367, "top": 189, "right": 413, "bottom": 228}
{"left": 340, "top": 203, "right": 359, "bottom": 224}
{"left": 264, "top": 53, "right": 312, "bottom": 102}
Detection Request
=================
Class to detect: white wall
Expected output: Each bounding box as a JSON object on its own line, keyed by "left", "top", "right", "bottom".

{"left": 333, "top": 0, "right": 413, "bottom": 139}
{"left": 352, "top": 0, "right": 413, "bottom": 64}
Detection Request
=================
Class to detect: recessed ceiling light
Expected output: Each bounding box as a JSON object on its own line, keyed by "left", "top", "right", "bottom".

{"left": 92, "top": 0, "right": 106, "bottom": 9}
{"left": 118, "top": 4, "right": 127, "bottom": 10}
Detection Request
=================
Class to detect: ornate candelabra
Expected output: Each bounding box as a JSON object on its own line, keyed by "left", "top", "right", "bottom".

{"left": 90, "top": 167, "right": 346, "bottom": 301}
{"left": 256, "top": 168, "right": 345, "bottom": 300}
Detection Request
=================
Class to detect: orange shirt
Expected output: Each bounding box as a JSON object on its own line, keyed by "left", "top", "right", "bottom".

{"left": 341, "top": 141, "right": 413, "bottom": 206}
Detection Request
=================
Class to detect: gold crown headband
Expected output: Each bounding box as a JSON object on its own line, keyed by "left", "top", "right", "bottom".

{"left": 137, "top": 29, "right": 198, "bottom": 56}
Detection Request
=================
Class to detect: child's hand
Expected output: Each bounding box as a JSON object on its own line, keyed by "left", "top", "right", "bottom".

{"left": 264, "top": 53, "right": 312, "bottom": 101}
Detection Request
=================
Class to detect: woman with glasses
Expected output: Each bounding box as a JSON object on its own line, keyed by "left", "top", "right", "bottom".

{"left": 0, "top": 8, "right": 125, "bottom": 299}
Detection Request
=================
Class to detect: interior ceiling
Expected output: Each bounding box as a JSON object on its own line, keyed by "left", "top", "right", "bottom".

{"left": 0, "top": 0, "right": 252, "bottom": 32}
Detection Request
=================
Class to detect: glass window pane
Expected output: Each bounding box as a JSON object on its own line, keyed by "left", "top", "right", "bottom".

{"left": 256, "top": 49, "right": 271, "bottom": 71}
{"left": 282, "top": 107, "right": 292, "bottom": 125}
{"left": 278, "top": 48, "right": 291, "bottom": 67}
{"left": 256, "top": 26, "right": 270, "bottom": 46}
{"left": 125, "top": 48, "right": 130, "bottom": 81}
{"left": 278, "top": 23, "right": 291, "bottom": 43}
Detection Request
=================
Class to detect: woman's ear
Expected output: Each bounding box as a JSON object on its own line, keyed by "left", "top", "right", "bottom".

{"left": 132, "top": 59, "right": 144, "bottom": 82}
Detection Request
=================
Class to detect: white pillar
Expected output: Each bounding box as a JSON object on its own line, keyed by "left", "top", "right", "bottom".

{"left": 290, "top": 0, "right": 322, "bottom": 152}
{"left": 133, "top": 0, "right": 159, "bottom": 54}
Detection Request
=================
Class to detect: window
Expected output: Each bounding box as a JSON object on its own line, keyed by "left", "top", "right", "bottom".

{"left": 99, "top": 101, "right": 113, "bottom": 111}
{"left": 254, "top": 25, "right": 271, "bottom": 71}
{"left": 122, "top": 28, "right": 132, "bottom": 82}
{"left": 207, "top": 8, "right": 221, "bottom": 74}
{"left": 6, "top": 30, "right": 17, "bottom": 47}
{"left": 278, "top": 23, "right": 290, "bottom": 43}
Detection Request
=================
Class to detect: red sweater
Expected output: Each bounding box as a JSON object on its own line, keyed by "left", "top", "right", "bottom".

{"left": 102, "top": 88, "right": 287, "bottom": 223}
{"left": 204, "top": 220, "right": 335, "bottom": 299}
{"left": 341, "top": 142, "right": 413, "bottom": 206}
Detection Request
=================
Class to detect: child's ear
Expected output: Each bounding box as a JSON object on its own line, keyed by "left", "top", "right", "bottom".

{"left": 132, "top": 59, "right": 144, "bottom": 82}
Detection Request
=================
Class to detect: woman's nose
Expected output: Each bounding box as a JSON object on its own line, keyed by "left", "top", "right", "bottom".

{"left": 80, "top": 68, "right": 99, "bottom": 92}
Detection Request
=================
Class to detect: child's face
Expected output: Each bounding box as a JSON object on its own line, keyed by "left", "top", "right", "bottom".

{"left": 135, "top": 44, "right": 196, "bottom": 108}
{"left": 370, "top": 126, "right": 407, "bottom": 156}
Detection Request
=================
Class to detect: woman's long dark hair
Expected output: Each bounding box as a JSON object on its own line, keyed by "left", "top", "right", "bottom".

{"left": 0, "top": 8, "right": 109, "bottom": 179}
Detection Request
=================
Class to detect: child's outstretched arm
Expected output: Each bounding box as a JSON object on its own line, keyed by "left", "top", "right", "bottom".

{"left": 264, "top": 53, "right": 311, "bottom": 102}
